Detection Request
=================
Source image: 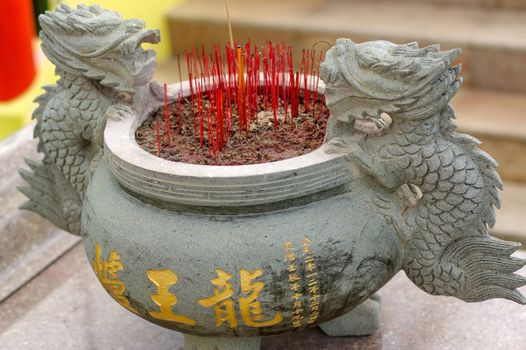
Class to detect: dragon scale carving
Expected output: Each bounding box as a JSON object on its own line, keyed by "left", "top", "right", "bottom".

{"left": 18, "top": 4, "right": 160, "bottom": 234}
{"left": 320, "top": 39, "right": 526, "bottom": 304}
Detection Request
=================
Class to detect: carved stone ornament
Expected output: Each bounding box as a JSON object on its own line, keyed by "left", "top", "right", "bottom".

{"left": 18, "top": 4, "right": 161, "bottom": 234}
{"left": 320, "top": 38, "right": 525, "bottom": 304}
{"left": 18, "top": 5, "right": 525, "bottom": 350}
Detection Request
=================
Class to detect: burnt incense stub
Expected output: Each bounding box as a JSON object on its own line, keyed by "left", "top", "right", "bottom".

{"left": 18, "top": 4, "right": 525, "bottom": 350}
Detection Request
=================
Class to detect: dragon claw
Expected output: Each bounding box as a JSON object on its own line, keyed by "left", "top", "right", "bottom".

{"left": 326, "top": 137, "right": 353, "bottom": 154}
{"left": 327, "top": 139, "right": 366, "bottom": 162}
{"left": 107, "top": 104, "right": 134, "bottom": 121}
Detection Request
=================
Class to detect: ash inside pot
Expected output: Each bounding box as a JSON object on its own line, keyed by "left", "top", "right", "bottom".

{"left": 135, "top": 93, "right": 329, "bottom": 166}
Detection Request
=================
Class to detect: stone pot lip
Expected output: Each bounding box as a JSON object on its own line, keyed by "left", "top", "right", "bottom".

{"left": 103, "top": 78, "right": 352, "bottom": 209}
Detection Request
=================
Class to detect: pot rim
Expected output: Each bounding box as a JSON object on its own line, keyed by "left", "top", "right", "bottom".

{"left": 104, "top": 77, "right": 352, "bottom": 209}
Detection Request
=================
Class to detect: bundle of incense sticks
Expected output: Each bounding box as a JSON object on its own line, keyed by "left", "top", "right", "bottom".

{"left": 156, "top": 41, "right": 325, "bottom": 158}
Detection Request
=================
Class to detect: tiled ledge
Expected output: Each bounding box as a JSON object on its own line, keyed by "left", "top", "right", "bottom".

{"left": 0, "top": 125, "right": 79, "bottom": 302}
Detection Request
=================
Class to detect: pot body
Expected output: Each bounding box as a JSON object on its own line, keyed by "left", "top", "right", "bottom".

{"left": 81, "top": 161, "right": 403, "bottom": 337}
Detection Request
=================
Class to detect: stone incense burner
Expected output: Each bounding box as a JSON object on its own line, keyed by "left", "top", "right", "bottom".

{"left": 19, "top": 4, "right": 525, "bottom": 350}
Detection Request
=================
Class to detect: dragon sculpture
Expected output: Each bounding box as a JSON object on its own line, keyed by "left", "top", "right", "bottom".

{"left": 18, "top": 2, "right": 524, "bottom": 317}
{"left": 18, "top": 4, "right": 160, "bottom": 234}
{"left": 320, "top": 39, "right": 526, "bottom": 304}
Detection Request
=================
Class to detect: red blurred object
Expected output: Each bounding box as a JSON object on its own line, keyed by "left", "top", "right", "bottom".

{"left": 0, "top": 0, "right": 36, "bottom": 101}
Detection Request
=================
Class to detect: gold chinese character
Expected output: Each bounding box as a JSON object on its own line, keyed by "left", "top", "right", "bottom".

{"left": 308, "top": 285, "right": 319, "bottom": 295}
{"left": 198, "top": 269, "right": 238, "bottom": 328}
{"left": 306, "top": 262, "right": 316, "bottom": 273}
{"left": 304, "top": 256, "right": 315, "bottom": 264}
{"left": 288, "top": 274, "right": 300, "bottom": 283}
{"left": 284, "top": 241, "right": 294, "bottom": 250}
{"left": 290, "top": 283, "right": 300, "bottom": 292}
{"left": 310, "top": 303, "right": 320, "bottom": 312}
{"left": 239, "top": 269, "right": 284, "bottom": 328}
{"left": 292, "top": 313, "right": 303, "bottom": 328}
{"left": 308, "top": 314, "right": 319, "bottom": 324}
{"left": 307, "top": 272, "right": 318, "bottom": 280}
{"left": 292, "top": 292, "right": 303, "bottom": 301}
{"left": 199, "top": 269, "right": 283, "bottom": 329}
{"left": 92, "top": 243, "right": 138, "bottom": 314}
{"left": 147, "top": 269, "right": 196, "bottom": 325}
{"left": 302, "top": 237, "right": 312, "bottom": 253}
{"left": 288, "top": 263, "right": 297, "bottom": 273}
{"left": 286, "top": 252, "right": 296, "bottom": 262}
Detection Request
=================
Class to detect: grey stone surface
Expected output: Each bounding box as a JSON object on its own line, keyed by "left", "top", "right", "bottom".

{"left": 184, "top": 334, "right": 261, "bottom": 350}
{"left": 0, "top": 125, "right": 79, "bottom": 302}
{"left": 320, "top": 296, "right": 380, "bottom": 336}
{"left": 0, "top": 245, "right": 525, "bottom": 350}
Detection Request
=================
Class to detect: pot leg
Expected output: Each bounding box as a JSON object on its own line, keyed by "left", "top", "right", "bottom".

{"left": 183, "top": 334, "right": 261, "bottom": 350}
{"left": 319, "top": 294, "right": 381, "bottom": 337}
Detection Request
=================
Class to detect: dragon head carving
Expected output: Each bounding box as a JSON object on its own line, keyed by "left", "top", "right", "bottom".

{"left": 39, "top": 4, "right": 160, "bottom": 96}
{"left": 320, "top": 39, "right": 463, "bottom": 134}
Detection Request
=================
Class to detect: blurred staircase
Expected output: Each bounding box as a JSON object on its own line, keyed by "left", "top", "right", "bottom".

{"left": 159, "top": 0, "right": 526, "bottom": 245}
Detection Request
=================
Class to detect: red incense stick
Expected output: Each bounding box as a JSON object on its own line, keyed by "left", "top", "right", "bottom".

{"left": 163, "top": 83, "right": 171, "bottom": 144}
{"left": 155, "top": 121, "right": 161, "bottom": 157}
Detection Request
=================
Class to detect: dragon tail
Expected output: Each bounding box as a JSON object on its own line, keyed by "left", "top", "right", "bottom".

{"left": 439, "top": 235, "right": 526, "bottom": 304}
{"left": 407, "top": 107, "right": 526, "bottom": 304}
{"left": 18, "top": 85, "right": 82, "bottom": 235}
{"left": 449, "top": 124, "right": 526, "bottom": 303}
{"left": 18, "top": 159, "right": 82, "bottom": 234}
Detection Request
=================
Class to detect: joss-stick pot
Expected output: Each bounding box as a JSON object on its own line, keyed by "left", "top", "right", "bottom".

{"left": 80, "top": 74, "right": 404, "bottom": 338}
{"left": 22, "top": 6, "right": 520, "bottom": 350}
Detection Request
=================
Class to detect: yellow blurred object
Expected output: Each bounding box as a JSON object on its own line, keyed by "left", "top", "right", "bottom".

{"left": 0, "top": 0, "right": 181, "bottom": 141}
{"left": 55, "top": 0, "right": 178, "bottom": 62}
